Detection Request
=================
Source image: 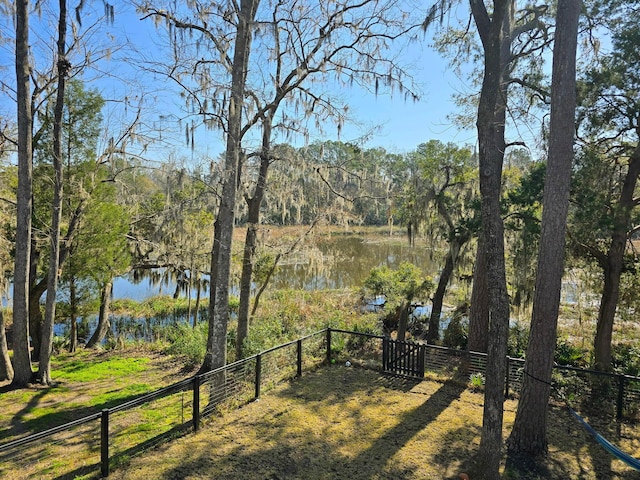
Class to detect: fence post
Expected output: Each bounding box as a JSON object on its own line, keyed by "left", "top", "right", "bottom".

{"left": 382, "top": 337, "right": 388, "bottom": 371}
{"left": 255, "top": 354, "right": 262, "bottom": 399}
{"left": 617, "top": 375, "right": 625, "bottom": 421}
{"left": 297, "top": 339, "right": 303, "bottom": 377}
{"left": 193, "top": 375, "right": 201, "bottom": 432}
{"left": 100, "top": 409, "right": 110, "bottom": 478}
{"left": 326, "top": 329, "right": 332, "bottom": 365}
{"left": 505, "top": 357, "right": 510, "bottom": 399}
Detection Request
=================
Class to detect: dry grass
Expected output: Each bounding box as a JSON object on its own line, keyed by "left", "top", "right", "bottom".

{"left": 109, "top": 366, "right": 640, "bottom": 480}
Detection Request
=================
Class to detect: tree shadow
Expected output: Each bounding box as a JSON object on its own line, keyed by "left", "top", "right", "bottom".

{"left": 135, "top": 367, "right": 468, "bottom": 480}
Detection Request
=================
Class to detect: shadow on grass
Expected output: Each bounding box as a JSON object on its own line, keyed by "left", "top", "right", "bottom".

{"left": 141, "top": 367, "right": 468, "bottom": 480}
{"left": 0, "top": 385, "right": 162, "bottom": 443}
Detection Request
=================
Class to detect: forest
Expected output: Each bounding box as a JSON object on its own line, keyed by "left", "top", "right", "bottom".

{"left": 1, "top": 0, "right": 639, "bottom": 478}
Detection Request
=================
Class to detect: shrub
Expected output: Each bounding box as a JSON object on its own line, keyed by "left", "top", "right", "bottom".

{"left": 555, "top": 339, "right": 587, "bottom": 367}
{"left": 164, "top": 322, "right": 208, "bottom": 369}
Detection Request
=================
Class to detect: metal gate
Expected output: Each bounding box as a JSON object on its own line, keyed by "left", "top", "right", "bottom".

{"left": 382, "top": 337, "right": 425, "bottom": 378}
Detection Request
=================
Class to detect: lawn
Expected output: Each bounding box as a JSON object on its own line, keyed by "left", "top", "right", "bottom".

{"left": 108, "top": 365, "right": 640, "bottom": 480}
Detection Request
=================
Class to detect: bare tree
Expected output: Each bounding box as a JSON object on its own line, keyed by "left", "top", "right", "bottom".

{"left": 37, "top": 0, "right": 70, "bottom": 385}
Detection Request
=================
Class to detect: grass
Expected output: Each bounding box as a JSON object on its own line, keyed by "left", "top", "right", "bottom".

{"left": 2, "top": 344, "right": 640, "bottom": 479}
{"left": 107, "top": 366, "right": 640, "bottom": 480}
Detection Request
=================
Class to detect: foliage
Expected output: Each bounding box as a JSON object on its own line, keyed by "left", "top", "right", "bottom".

{"left": 554, "top": 339, "right": 587, "bottom": 368}
{"left": 507, "top": 321, "right": 529, "bottom": 359}
{"left": 362, "top": 262, "right": 432, "bottom": 307}
{"left": 164, "top": 323, "right": 208, "bottom": 370}
{"left": 612, "top": 344, "right": 640, "bottom": 377}
{"left": 442, "top": 314, "right": 468, "bottom": 350}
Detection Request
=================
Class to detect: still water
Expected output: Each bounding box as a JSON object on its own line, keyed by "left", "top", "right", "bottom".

{"left": 114, "top": 232, "right": 438, "bottom": 300}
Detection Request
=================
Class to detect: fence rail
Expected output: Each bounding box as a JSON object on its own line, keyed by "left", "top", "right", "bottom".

{"left": 2, "top": 328, "right": 640, "bottom": 479}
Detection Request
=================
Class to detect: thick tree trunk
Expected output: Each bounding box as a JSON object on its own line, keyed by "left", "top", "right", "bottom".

{"left": 507, "top": 0, "right": 580, "bottom": 457}
{"left": 0, "top": 309, "right": 13, "bottom": 382}
{"left": 38, "top": 0, "right": 69, "bottom": 385}
{"left": 593, "top": 145, "right": 640, "bottom": 371}
{"left": 86, "top": 281, "right": 113, "bottom": 348}
{"left": 202, "top": 0, "right": 259, "bottom": 373}
{"left": 237, "top": 118, "right": 271, "bottom": 360}
{"left": 469, "top": 1, "right": 511, "bottom": 478}
{"left": 467, "top": 235, "right": 489, "bottom": 353}
{"left": 11, "top": 0, "right": 34, "bottom": 387}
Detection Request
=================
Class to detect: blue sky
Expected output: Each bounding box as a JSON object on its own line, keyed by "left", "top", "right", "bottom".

{"left": 97, "top": 2, "right": 481, "bottom": 161}
{"left": 0, "top": 2, "right": 509, "bottom": 164}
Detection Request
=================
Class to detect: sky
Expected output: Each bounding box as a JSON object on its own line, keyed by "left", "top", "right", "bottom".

{"left": 0, "top": 2, "right": 542, "bottom": 166}
{"left": 95, "top": 2, "right": 483, "bottom": 162}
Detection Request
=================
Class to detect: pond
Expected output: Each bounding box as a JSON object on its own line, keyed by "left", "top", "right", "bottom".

{"left": 113, "top": 230, "right": 440, "bottom": 300}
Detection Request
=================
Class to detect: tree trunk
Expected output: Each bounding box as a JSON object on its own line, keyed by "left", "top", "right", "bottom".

{"left": 469, "top": 1, "right": 511, "bottom": 478}
{"left": 467, "top": 234, "right": 489, "bottom": 353}
{"left": 193, "top": 276, "right": 201, "bottom": 328}
{"left": 11, "top": 0, "right": 34, "bottom": 387}
{"left": 396, "top": 299, "right": 411, "bottom": 342}
{"left": 86, "top": 281, "right": 113, "bottom": 348}
{"left": 68, "top": 278, "right": 78, "bottom": 353}
{"left": 0, "top": 309, "right": 13, "bottom": 382}
{"left": 237, "top": 116, "right": 272, "bottom": 360}
{"left": 427, "top": 249, "right": 455, "bottom": 344}
{"left": 38, "top": 0, "right": 69, "bottom": 385}
{"left": 28, "top": 277, "right": 45, "bottom": 361}
{"left": 202, "top": 0, "right": 259, "bottom": 373}
{"left": 593, "top": 144, "right": 640, "bottom": 371}
{"left": 507, "top": 0, "right": 580, "bottom": 457}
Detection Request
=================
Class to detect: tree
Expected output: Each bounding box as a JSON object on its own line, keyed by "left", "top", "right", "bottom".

{"left": 408, "top": 140, "right": 478, "bottom": 343}
{"left": 361, "top": 262, "right": 433, "bottom": 341}
{"left": 569, "top": 6, "right": 640, "bottom": 372}
{"left": 468, "top": 0, "right": 511, "bottom": 477}
{"left": 0, "top": 166, "right": 13, "bottom": 381}
{"left": 37, "top": 0, "right": 70, "bottom": 385}
{"left": 507, "top": 0, "right": 580, "bottom": 458}
{"left": 11, "top": 0, "right": 35, "bottom": 387}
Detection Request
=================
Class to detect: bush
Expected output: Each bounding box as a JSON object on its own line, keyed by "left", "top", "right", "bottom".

{"left": 164, "top": 322, "right": 208, "bottom": 369}
{"left": 507, "top": 321, "right": 529, "bottom": 358}
{"left": 612, "top": 343, "right": 640, "bottom": 376}
{"left": 555, "top": 339, "right": 587, "bottom": 367}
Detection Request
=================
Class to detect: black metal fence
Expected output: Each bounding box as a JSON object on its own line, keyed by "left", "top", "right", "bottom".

{"left": 0, "top": 330, "right": 326, "bottom": 479}
{"left": 2, "top": 328, "right": 640, "bottom": 479}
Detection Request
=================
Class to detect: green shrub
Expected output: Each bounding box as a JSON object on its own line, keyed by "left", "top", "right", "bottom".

{"left": 507, "top": 321, "right": 529, "bottom": 358}
{"left": 612, "top": 344, "right": 640, "bottom": 376}
{"left": 555, "top": 339, "right": 587, "bottom": 367}
{"left": 164, "top": 322, "right": 208, "bottom": 369}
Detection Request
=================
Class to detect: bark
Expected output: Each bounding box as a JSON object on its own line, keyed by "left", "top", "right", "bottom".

{"left": 427, "top": 232, "right": 470, "bottom": 344}
{"left": 202, "top": 0, "right": 259, "bottom": 372}
{"left": 593, "top": 145, "right": 640, "bottom": 371}
{"left": 86, "top": 281, "right": 113, "bottom": 349}
{"left": 0, "top": 309, "right": 13, "bottom": 382}
{"left": 193, "top": 276, "right": 201, "bottom": 328}
{"left": 467, "top": 235, "right": 489, "bottom": 353}
{"left": 237, "top": 117, "right": 271, "bottom": 360}
{"left": 28, "top": 277, "right": 45, "bottom": 360}
{"left": 12, "top": 0, "right": 34, "bottom": 387}
{"left": 68, "top": 279, "right": 78, "bottom": 353}
{"left": 469, "top": 1, "right": 511, "bottom": 478}
{"left": 38, "top": 0, "right": 69, "bottom": 385}
{"left": 507, "top": 0, "right": 580, "bottom": 457}
{"left": 396, "top": 299, "right": 411, "bottom": 342}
